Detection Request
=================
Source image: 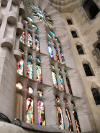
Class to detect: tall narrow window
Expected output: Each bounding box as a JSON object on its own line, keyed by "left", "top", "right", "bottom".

{"left": 91, "top": 88, "right": 100, "bottom": 105}
{"left": 66, "top": 77, "right": 73, "bottom": 95}
{"left": 51, "top": 65, "right": 58, "bottom": 89}
{"left": 65, "top": 108, "right": 73, "bottom": 132}
{"left": 36, "top": 64, "right": 42, "bottom": 83}
{"left": 52, "top": 71, "right": 58, "bottom": 89}
{"left": 17, "top": 59, "right": 24, "bottom": 75}
{"left": 35, "top": 31, "right": 40, "bottom": 51}
{"left": 73, "top": 110, "right": 81, "bottom": 133}
{"left": 83, "top": 0, "right": 99, "bottom": 20}
{"left": 48, "top": 45, "right": 54, "bottom": 58}
{"left": 38, "top": 100, "right": 46, "bottom": 126}
{"left": 59, "top": 74, "right": 65, "bottom": 91}
{"left": 59, "top": 46, "right": 65, "bottom": 64}
{"left": 27, "top": 32, "right": 33, "bottom": 48}
{"left": 27, "top": 60, "right": 34, "bottom": 79}
{"left": 83, "top": 63, "right": 94, "bottom": 76}
{"left": 57, "top": 106, "right": 64, "bottom": 129}
{"left": 76, "top": 45, "right": 84, "bottom": 55}
{"left": 20, "top": 32, "right": 26, "bottom": 44}
{"left": 26, "top": 98, "right": 34, "bottom": 124}
{"left": 54, "top": 44, "right": 60, "bottom": 63}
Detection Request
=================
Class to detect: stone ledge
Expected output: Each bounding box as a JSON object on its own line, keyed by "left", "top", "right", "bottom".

{"left": 0, "top": 122, "right": 69, "bottom": 133}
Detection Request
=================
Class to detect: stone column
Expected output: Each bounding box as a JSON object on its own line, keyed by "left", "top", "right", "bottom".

{"left": 44, "top": 87, "right": 58, "bottom": 128}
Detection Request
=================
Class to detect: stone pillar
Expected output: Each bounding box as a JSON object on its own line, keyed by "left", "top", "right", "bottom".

{"left": 44, "top": 87, "right": 58, "bottom": 128}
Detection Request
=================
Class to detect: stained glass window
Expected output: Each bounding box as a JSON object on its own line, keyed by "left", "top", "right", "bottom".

{"left": 16, "top": 82, "right": 23, "bottom": 90}
{"left": 27, "top": 87, "right": 34, "bottom": 94}
{"left": 20, "top": 32, "right": 25, "bottom": 44}
{"left": 26, "top": 98, "right": 34, "bottom": 124}
{"left": 28, "top": 53, "right": 33, "bottom": 60}
{"left": 27, "top": 32, "right": 33, "bottom": 48}
{"left": 35, "top": 32, "right": 40, "bottom": 51}
{"left": 36, "top": 57, "right": 40, "bottom": 63}
{"left": 38, "top": 90, "right": 43, "bottom": 98}
{"left": 17, "top": 59, "right": 24, "bottom": 75}
{"left": 38, "top": 101, "right": 46, "bottom": 126}
{"left": 52, "top": 71, "right": 58, "bottom": 89}
{"left": 28, "top": 4, "right": 53, "bottom": 26}
{"left": 57, "top": 107, "right": 64, "bottom": 129}
{"left": 48, "top": 45, "right": 53, "bottom": 58}
{"left": 59, "top": 74, "right": 65, "bottom": 91}
{"left": 53, "top": 45, "right": 60, "bottom": 62}
{"left": 66, "top": 77, "right": 72, "bottom": 95}
{"left": 58, "top": 67, "right": 62, "bottom": 73}
{"left": 65, "top": 108, "right": 73, "bottom": 132}
{"left": 59, "top": 46, "right": 65, "bottom": 64}
{"left": 36, "top": 64, "right": 42, "bottom": 82}
{"left": 73, "top": 110, "right": 81, "bottom": 133}
{"left": 27, "top": 61, "right": 34, "bottom": 79}
{"left": 56, "top": 96, "right": 60, "bottom": 103}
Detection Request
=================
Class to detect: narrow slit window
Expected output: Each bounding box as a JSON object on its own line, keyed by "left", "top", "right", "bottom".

{"left": 83, "top": 63, "right": 94, "bottom": 76}
{"left": 76, "top": 45, "right": 84, "bottom": 54}
{"left": 91, "top": 88, "right": 100, "bottom": 105}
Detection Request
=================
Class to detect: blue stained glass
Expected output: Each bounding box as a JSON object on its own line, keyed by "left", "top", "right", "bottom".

{"left": 27, "top": 61, "right": 34, "bottom": 79}
{"left": 50, "top": 31, "right": 55, "bottom": 37}
{"left": 36, "top": 57, "right": 40, "bottom": 63}
{"left": 59, "top": 74, "right": 65, "bottom": 91}
{"left": 28, "top": 27, "right": 33, "bottom": 32}
{"left": 23, "top": 20, "right": 29, "bottom": 25}
{"left": 27, "top": 16, "right": 34, "bottom": 23}
{"left": 48, "top": 46, "right": 53, "bottom": 58}
{"left": 17, "top": 59, "right": 24, "bottom": 75}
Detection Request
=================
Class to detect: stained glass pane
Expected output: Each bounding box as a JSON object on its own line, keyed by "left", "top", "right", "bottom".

{"left": 17, "top": 59, "right": 24, "bottom": 75}
{"left": 35, "top": 33, "right": 40, "bottom": 51}
{"left": 38, "top": 101, "right": 45, "bottom": 126}
{"left": 20, "top": 32, "right": 25, "bottom": 44}
{"left": 27, "top": 16, "right": 34, "bottom": 24}
{"left": 59, "top": 74, "right": 65, "bottom": 91}
{"left": 59, "top": 46, "right": 65, "bottom": 64}
{"left": 38, "top": 90, "right": 43, "bottom": 98}
{"left": 27, "top": 87, "right": 34, "bottom": 94}
{"left": 48, "top": 46, "right": 53, "bottom": 58}
{"left": 65, "top": 108, "right": 73, "bottom": 132}
{"left": 56, "top": 96, "right": 60, "bottom": 103}
{"left": 28, "top": 53, "right": 33, "bottom": 60}
{"left": 58, "top": 67, "right": 62, "bottom": 73}
{"left": 26, "top": 98, "right": 34, "bottom": 124}
{"left": 52, "top": 71, "right": 58, "bottom": 88}
{"left": 57, "top": 107, "right": 64, "bottom": 129}
{"left": 16, "top": 82, "right": 23, "bottom": 90}
{"left": 73, "top": 110, "right": 81, "bottom": 133}
{"left": 66, "top": 77, "right": 72, "bottom": 95}
{"left": 27, "top": 33, "right": 33, "bottom": 48}
{"left": 27, "top": 61, "right": 34, "bottom": 79}
{"left": 53, "top": 46, "right": 60, "bottom": 62}
{"left": 36, "top": 64, "right": 42, "bottom": 82}
{"left": 36, "top": 57, "right": 40, "bottom": 63}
